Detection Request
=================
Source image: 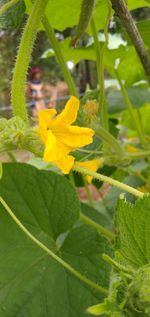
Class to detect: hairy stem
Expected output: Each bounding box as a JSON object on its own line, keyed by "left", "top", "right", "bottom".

{"left": 73, "top": 164, "right": 144, "bottom": 198}
{"left": 90, "top": 0, "right": 111, "bottom": 122}
{"left": 0, "top": 196, "right": 107, "bottom": 295}
{"left": 110, "top": 0, "right": 150, "bottom": 80}
{"left": 0, "top": 0, "right": 20, "bottom": 16}
{"left": 11, "top": 0, "right": 48, "bottom": 123}
{"left": 42, "top": 16, "right": 78, "bottom": 97}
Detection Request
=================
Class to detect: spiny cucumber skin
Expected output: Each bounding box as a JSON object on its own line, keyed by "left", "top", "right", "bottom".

{"left": 72, "top": 0, "right": 95, "bottom": 46}
{"left": 11, "top": 0, "right": 48, "bottom": 123}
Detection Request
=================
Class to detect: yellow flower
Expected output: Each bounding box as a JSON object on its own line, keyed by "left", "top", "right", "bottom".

{"left": 76, "top": 158, "right": 104, "bottom": 183}
{"left": 38, "top": 96, "right": 95, "bottom": 174}
{"left": 125, "top": 145, "right": 139, "bottom": 153}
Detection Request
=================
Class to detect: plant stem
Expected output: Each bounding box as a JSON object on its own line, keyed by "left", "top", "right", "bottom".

{"left": 69, "top": 171, "right": 76, "bottom": 187}
{"left": 0, "top": 196, "right": 107, "bottom": 295}
{"left": 80, "top": 213, "right": 115, "bottom": 242}
{"left": 42, "top": 16, "right": 78, "bottom": 97}
{"left": 82, "top": 176, "right": 94, "bottom": 208}
{"left": 126, "top": 150, "right": 150, "bottom": 159}
{"left": 11, "top": 0, "right": 48, "bottom": 123}
{"left": 90, "top": 19, "right": 103, "bottom": 116}
{"left": 110, "top": 0, "right": 150, "bottom": 80}
{"left": 0, "top": 0, "right": 20, "bottom": 16}
{"left": 115, "top": 69, "right": 146, "bottom": 145}
{"left": 90, "top": 3, "right": 111, "bottom": 125}
{"left": 73, "top": 164, "right": 144, "bottom": 198}
{"left": 102, "top": 254, "right": 134, "bottom": 275}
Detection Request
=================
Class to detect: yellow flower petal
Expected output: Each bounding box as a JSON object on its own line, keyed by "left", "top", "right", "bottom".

{"left": 38, "top": 109, "right": 57, "bottom": 143}
{"left": 53, "top": 125, "right": 94, "bottom": 150}
{"left": 38, "top": 109, "right": 57, "bottom": 128}
{"left": 76, "top": 158, "right": 104, "bottom": 183}
{"left": 125, "top": 145, "right": 139, "bottom": 153}
{"left": 53, "top": 96, "right": 80, "bottom": 125}
{"left": 43, "top": 131, "right": 75, "bottom": 174}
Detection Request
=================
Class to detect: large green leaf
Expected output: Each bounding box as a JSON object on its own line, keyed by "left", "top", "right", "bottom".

{"left": 116, "top": 196, "right": 150, "bottom": 268}
{"left": 0, "top": 163, "right": 112, "bottom": 316}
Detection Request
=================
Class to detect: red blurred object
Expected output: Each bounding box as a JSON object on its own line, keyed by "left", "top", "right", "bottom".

{"left": 29, "top": 66, "right": 41, "bottom": 79}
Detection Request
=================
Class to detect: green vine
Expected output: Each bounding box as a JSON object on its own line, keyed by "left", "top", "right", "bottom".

{"left": 42, "top": 16, "right": 78, "bottom": 97}
{"left": 11, "top": 0, "right": 48, "bottom": 123}
{"left": 73, "top": 164, "right": 144, "bottom": 198}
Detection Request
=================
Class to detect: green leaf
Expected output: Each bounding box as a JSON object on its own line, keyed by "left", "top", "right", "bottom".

{"left": 0, "top": 206, "right": 110, "bottom": 316}
{"left": 0, "top": 163, "right": 112, "bottom": 316}
{"left": 116, "top": 196, "right": 150, "bottom": 268}
{"left": 0, "top": 163, "right": 80, "bottom": 239}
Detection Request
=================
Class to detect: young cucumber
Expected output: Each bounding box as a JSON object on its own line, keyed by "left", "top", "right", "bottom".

{"left": 71, "top": 0, "right": 96, "bottom": 46}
